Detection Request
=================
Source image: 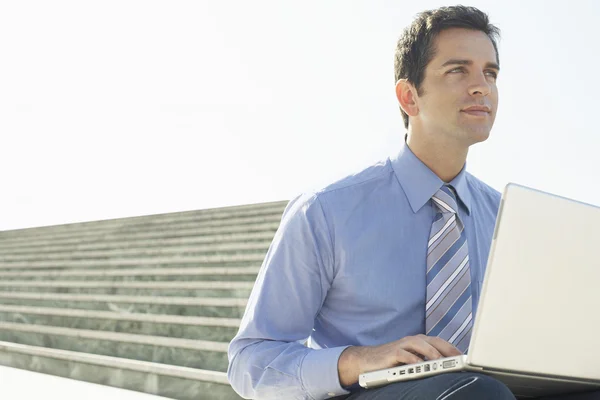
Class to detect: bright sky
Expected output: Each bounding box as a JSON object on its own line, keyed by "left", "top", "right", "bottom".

{"left": 1, "top": 0, "right": 599, "bottom": 231}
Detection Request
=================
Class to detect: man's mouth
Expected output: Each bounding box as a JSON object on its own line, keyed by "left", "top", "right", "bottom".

{"left": 461, "top": 105, "right": 491, "bottom": 117}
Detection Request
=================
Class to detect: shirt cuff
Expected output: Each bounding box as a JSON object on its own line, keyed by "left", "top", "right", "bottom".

{"left": 300, "top": 346, "right": 352, "bottom": 399}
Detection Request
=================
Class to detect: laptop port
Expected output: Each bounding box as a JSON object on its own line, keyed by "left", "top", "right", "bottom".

{"left": 442, "top": 360, "right": 456, "bottom": 369}
{"left": 399, "top": 370, "right": 406, "bottom": 375}
{"left": 408, "top": 368, "right": 414, "bottom": 374}
{"left": 424, "top": 364, "right": 431, "bottom": 372}
{"left": 415, "top": 366, "right": 421, "bottom": 373}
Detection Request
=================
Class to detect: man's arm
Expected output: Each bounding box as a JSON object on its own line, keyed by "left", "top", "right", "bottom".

{"left": 227, "top": 194, "right": 351, "bottom": 400}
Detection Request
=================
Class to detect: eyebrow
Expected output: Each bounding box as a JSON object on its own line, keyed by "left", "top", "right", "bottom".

{"left": 440, "top": 59, "right": 500, "bottom": 71}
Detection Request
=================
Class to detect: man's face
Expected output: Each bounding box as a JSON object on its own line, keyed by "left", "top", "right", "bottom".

{"left": 415, "top": 28, "right": 499, "bottom": 145}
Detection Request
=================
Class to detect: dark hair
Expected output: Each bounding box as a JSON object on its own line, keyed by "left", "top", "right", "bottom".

{"left": 394, "top": 5, "right": 501, "bottom": 129}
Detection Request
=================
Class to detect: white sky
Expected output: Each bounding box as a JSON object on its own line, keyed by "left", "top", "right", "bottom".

{"left": 1, "top": 0, "right": 599, "bottom": 231}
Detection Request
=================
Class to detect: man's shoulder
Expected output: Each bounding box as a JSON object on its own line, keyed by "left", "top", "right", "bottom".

{"left": 286, "top": 157, "right": 394, "bottom": 213}
{"left": 316, "top": 158, "right": 393, "bottom": 197}
{"left": 314, "top": 157, "right": 394, "bottom": 202}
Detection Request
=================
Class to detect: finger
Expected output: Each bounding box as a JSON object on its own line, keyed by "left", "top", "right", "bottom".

{"left": 426, "top": 336, "right": 463, "bottom": 357}
{"left": 394, "top": 347, "right": 424, "bottom": 365}
{"left": 403, "top": 337, "right": 443, "bottom": 361}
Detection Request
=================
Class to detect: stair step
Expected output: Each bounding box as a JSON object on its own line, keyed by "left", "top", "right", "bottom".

{"left": 0, "top": 304, "right": 241, "bottom": 326}
{"left": 0, "top": 298, "right": 244, "bottom": 318}
{"left": 0, "top": 291, "right": 247, "bottom": 307}
{"left": 0, "top": 280, "right": 254, "bottom": 289}
{"left": 0, "top": 254, "right": 265, "bottom": 270}
{"left": 0, "top": 242, "right": 271, "bottom": 262}
{"left": 0, "top": 341, "right": 241, "bottom": 399}
{"left": 0, "top": 243, "right": 270, "bottom": 262}
{"left": 0, "top": 281, "right": 253, "bottom": 298}
{"left": 0, "top": 275, "right": 256, "bottom": 283}
{"left": 0, "top": 321, "right": 228, "bottom": 351}
{"left": 115, "top": 214, "right": 282, "bottom": 233}
{"left": 0, "top": 292, "right": 246, "bottom": 318}
{"left": 0, "top": 232, "right": 275, "bottom": 255}
{"left": 0, "top": 287, "right": 251, "bottom": 298}
{"left": 0, "top": 322, "right": 229, "bottom": 370}
{"left": 0, "top": 266, "right": 260, "bottom": 278}
{"left": 0, "top": 223, "right": 280, "bottom": 251}
{"left": 0, "top": 305, "right": 239, "bottom": 341}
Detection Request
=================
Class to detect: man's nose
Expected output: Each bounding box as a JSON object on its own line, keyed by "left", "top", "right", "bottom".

{"left": 468, "top": 72, "right": 491, "bottom": 96}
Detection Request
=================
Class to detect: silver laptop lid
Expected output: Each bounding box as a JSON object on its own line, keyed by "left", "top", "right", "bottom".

{"left": 469, "top": 183, "right": 600, "bottom": 382}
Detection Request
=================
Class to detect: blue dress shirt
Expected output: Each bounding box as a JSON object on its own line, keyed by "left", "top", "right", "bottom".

{"left": 227, "top": 142, "right": 501, "bottom": 400}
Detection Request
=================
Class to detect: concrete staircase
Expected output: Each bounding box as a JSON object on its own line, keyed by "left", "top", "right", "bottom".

{"left": 0, "top": 201, "right": 288, "bottom": 400}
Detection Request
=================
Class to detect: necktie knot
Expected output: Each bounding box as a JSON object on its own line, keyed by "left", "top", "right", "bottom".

{"left": 432, "top": 185, "right": 459, "bottom": 214}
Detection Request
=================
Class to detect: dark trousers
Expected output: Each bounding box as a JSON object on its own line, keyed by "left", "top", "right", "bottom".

{"left": 334, "top": 373, "right": 600, "bottom": 400}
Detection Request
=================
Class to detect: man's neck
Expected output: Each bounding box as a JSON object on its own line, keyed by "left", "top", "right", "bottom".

{"left": 405, "top": 131, "right": 469, "bottom": 183}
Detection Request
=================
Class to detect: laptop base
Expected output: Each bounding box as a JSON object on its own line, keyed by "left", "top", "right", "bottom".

{"left": 359, "top": 355, "right": 600, "bottom": 398}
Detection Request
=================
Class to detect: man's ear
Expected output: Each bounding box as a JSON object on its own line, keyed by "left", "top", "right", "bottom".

{"left": 395, "top": 79, "right": 419, "bottom": 118}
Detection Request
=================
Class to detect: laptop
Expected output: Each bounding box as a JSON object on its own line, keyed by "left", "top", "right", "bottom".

{"left": 359, "top": 183, "right": 600, "bottom": 398}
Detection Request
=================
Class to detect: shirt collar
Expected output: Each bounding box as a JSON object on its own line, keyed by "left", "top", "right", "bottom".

{"left": 390, "top": 140, "right": 472, "bottom": 215}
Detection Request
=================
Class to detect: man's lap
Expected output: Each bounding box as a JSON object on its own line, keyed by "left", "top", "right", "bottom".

{"left": 335, "top": 373, "right": 600, "bottom": 400}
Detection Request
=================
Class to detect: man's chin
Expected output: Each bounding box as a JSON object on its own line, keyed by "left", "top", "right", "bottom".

{"left": 464, "top": 126, "right": 492, "bottom": 146}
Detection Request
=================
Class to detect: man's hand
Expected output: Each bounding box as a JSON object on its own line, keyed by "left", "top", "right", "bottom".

{"left": 337, "top": 334, "right": 462, "bottom": 387}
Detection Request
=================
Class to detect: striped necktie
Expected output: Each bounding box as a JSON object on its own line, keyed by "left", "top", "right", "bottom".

{"left": 425, "top": 185, "right": 473, "bottom": 353}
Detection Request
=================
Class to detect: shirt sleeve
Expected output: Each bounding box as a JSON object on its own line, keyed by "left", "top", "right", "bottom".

{"left": 227, "top": 193, "right": 351, "bottom": 400}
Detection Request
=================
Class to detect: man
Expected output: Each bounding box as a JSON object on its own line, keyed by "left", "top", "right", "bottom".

{"left": 228, "top": 6, "right": 600, "bottom": 400}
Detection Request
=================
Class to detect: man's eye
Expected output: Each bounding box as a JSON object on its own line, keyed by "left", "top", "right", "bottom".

{"left": 485, "top": 71, "right": 498, "bottom": 78}
{"left": 449, "top": 68, "right": 464, "bottom": 73}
